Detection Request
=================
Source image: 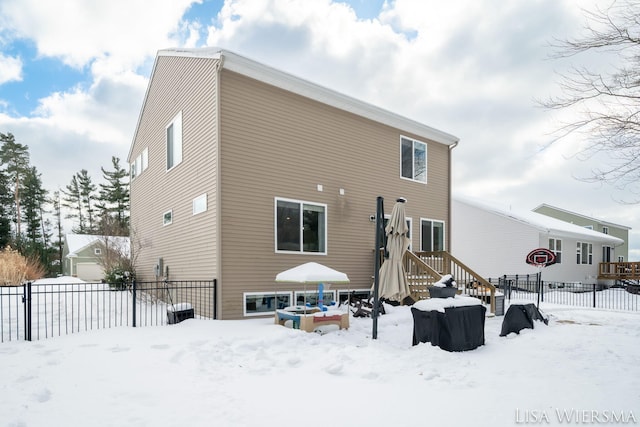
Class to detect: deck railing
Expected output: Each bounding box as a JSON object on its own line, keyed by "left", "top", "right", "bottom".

{"left": 415, "top": 251, "right": 497, "bottom": 314}
{"left": 598, "top": 262, "right": 640, "bottom": 281}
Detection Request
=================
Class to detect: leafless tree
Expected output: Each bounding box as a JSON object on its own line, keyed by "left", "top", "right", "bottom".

{"left": 542, "top": 0, "right": 640, "bottom": 195}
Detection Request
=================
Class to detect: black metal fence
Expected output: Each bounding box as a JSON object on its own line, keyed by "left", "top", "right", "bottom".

{"left": 489, "top": 274, "right": 640, "bottom": 312}
{"left": 1, "top": 279, "right": 216, "bottom": 343}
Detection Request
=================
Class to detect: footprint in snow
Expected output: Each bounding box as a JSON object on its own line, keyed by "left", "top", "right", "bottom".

{"left": 325, "top": 363, "right": 343, "bottom": 375}
{"left": 33, "top": 388, "right": 52, "bottom": 403}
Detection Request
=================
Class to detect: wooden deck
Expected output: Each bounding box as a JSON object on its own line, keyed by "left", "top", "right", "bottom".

{"left": 598, "top": 262, "right": 640, "bottom": 281}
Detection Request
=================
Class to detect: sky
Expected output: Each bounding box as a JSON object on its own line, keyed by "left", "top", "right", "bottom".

{"left": 1, "top": 277, "right": 639, "bottom": 426}
{"left": 0, "top": 0, "right": 638, "bottom": 259}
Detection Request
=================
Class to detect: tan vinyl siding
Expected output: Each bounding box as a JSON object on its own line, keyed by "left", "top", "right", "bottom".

{"left": 218, "top": 70, "right": 450, "bottom": 319}
{"left": 129, "top": 56, "right": 219, "bottom": 301}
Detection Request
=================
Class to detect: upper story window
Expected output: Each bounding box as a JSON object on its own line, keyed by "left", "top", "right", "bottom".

{"left": 602, "top": 226, "right": 609, "bottom": 235}
{"left": 131, "top": 147, "right": 149, "bottom": 180}
{"left": 400, "top": 136, "right": 427, "bottom": 183}
{"left": 275, "top": 198, "right": 326, "bottom": 254}
{"left": 548, "top": 238, "right": 562, "bottom": 264}
{"left": 166, "top": 111, "right": 183, "bottom": 171}
{"left": 94, "top": 248, "right": 102, "bottom": 256}
{"left": 576, "top": 242, "right": 593, "bottom": 265}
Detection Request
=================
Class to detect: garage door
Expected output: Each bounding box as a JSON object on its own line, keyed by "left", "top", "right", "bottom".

{"left": 76, "top": 263, "right": 104, "bottom": 282}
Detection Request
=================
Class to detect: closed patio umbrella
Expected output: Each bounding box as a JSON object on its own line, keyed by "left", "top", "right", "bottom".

{"left": 376, "top": 198, "right": 411, "bottom": 302}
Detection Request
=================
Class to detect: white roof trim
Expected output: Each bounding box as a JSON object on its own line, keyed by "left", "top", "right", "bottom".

{"left": 157, "top": 48, "right": 459, "bottom": 146}
{"left": 533, "top": 203, "right": 632, "bottom": 231}
{"left": 456, "top": 197, "right": 625, "bottom": 246}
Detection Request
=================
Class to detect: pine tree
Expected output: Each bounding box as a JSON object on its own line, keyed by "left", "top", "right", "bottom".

{"left": 0, "top": 132, "right": 30, "bottom": 242}
{"left": 96, "top": 157, "right": 130, "bottom": 236}
{"left": 77, "top": 170, "right": 97, "bottom": 234}
{"left": 0, "top": 169, "right": 11, "bottom": 247}
{"left": 51, "top": 190, "right": 64, "bottom": 273}
{"left": 62, "top": 174, "right": 85, "bottom": 233}
{"left": 21, "top": 166, "right": 47, "bottom": 244}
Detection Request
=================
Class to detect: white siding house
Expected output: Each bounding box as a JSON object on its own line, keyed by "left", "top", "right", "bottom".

{"left": 451, "top": 197, "right": 624, "bottom": 285}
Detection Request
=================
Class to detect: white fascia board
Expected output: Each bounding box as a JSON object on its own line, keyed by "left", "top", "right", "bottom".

{"left": 157, "top": 48, "right": 459, "bottom": 146}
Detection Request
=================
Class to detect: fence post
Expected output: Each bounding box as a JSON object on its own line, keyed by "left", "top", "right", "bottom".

{"left": 23, "top": 281, "right": 32, "bottom": 341}
{"left": 540, "top": 272, "right": 544, "bottom": 302}
{"left": 213, "top": 278, "right": 218, "bottom": 320}
{"left": 593, "top": 283, "right": 596, "bottom": 308}
{"left": 132, "top": 279, "right": 137, "bottom": 327}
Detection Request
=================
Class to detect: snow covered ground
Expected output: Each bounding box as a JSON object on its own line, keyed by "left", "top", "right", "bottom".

{"left": 1, "top": 293, "right": 639, "bottom": 427}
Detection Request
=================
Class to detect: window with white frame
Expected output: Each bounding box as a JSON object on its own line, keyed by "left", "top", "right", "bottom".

{"left": 576, "top": 242, "right": 592, "bottom": 265}
{"left": 131, "top": 147, "right": 149, "bottom": 181}
{"left": 548, "top": 238, "right": 562, "bottom": 264}
{"left": 602, "top": 226, "right": 609, "bottom": 235}
{"left": 275, "top": 198, "right": 327, "bottom": 254}
{"left": 400, "top": 136, "right": 427, "bottom": 183}
{"left": 94, "top": 248, "right": 102, "bottom": 256}
{"left": 166, "top": 111, "right": 183, "bottom": 170}
{"left": 295, "top": 290, "right": 336, "bottom": 307}
{"left": 420, "top": 218, "right": 444, "bottom": 251}
{"left": 193, "top": 194, "right": 207, "bottom": 215}
{"left": 337, "top": 289, "right": 371, "bottom": 304}
{"left": 618, "top": 256, "right": 625, "bottom": 262}
{"left": 602, "top": 246, "right": 613, "bottom": 263}
{"left": 244, "top": 292, "right": 291, "bottom": 316}
{"left": 163, "top": 210, "right": 173, "bottom": 226}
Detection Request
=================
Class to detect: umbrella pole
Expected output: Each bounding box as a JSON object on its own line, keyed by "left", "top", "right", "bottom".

{"left": 372, "top": 196, "right": 384, "bottom": 339}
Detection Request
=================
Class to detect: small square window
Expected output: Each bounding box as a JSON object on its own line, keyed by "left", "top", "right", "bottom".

{"left": 94, "top": 248, "right": 102, "bottom": 256}
{"left": 163, "top": 210, "right": 173, "bottom": 226}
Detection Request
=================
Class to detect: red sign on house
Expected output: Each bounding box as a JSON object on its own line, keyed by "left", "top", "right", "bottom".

{"left": 526, "top": 248, "right": 557, "bottom": 267}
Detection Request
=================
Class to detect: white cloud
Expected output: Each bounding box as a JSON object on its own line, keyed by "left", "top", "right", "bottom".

{"left": 0, "top": 52, "right": 22, "bottom": 84}
{"left": 0, "top": 0, "right": 199, "bottom": 70}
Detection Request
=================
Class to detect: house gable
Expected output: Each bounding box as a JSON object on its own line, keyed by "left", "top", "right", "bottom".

{"left": 129, "top": 48, "right": 457, "bottom": 319}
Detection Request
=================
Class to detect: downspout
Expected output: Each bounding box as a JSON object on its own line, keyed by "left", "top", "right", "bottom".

{"left": 447, "top": 140, "right": 459, "bottom": 252}
{"left": 214, "top": 56, "right": 223, "bottom": 319}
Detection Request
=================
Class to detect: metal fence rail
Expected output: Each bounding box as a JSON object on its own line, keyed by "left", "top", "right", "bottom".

{"left": 1, "top": 279, "right": 216, "bottom": 343}
{"left": 489, "top": 274, "right": 640, "bottom": 312}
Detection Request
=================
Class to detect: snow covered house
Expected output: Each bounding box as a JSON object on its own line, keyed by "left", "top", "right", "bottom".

{"left": 451, "top": 197, "right": 624, "bottom": 285}
{"left": 533, "top": 203, "right": 631, "bottom": 262}
{"left": 128, "top": 48, "right": 466, "bottom": 320}
{"left": 62, "top": 234, "right": 130, "bottom": 282}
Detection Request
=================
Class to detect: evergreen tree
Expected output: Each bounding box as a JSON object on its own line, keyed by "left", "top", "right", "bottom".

{"left": 22, "top": 166, "right": 47, "bottom": 244}
{"left": 51, "top": 190, "right": 64, "bottom": 273}
{"left": 62, "top": 174, "right": 85, "bottom": 233}
{"left": 77, "top": 169, "right": 97, "bottom": 233}
{"left": 0, "top": 169, "right": 11, "bottom": 248}
{"left": 0, "top": 132, "right": 30, "bottom": 242}
{"left": 96, "top": 157, "right": 130, "bottom": 236}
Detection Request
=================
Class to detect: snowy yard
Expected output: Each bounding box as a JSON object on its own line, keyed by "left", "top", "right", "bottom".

{"left": 1, "top": 297, "right": 638, "bottom": 427}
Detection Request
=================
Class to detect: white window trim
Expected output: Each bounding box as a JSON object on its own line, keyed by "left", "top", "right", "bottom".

{"left": 294, "top": 289, "right": 336, "bottom": 307}
{"left": 419, "top": 217, "right": 445, "bottom": 252}
{"left": 274, "top": 197, "right": 328, "bottom": 255}
{"left": 94, "top": 248, "right": 102, "bottom": 256}
{"left": 163, "top": 210, "right": 173, "bottom": 226}
{"left": 243, "top": 291, "right": 292, "bottom": 317}
{"left": 192, "top": 193, "right": 207, "bottom": 216}
{"left": 549, "top": 238, "right": 562, "bottom": 264}
{"left": 400, "top": 135, "right": 428, "bottom": 184}
{"left": 166, "top": 111, "right": 183, "bottom": 171}
{"left": 576, "top": 241, "right": 593, "bottom": 265}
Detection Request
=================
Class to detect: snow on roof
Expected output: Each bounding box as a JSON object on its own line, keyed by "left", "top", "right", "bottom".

{"left": 533, "top": 203, "right": 632, "bottom": 230}
{"left": 155, "top": 47, "right": 459, "bottom": 147}
{"left": 454, "top": 196, "right": 624, "bottom": 246}
{"left": 64, "top": 234, "right": 130, "bottom": 258}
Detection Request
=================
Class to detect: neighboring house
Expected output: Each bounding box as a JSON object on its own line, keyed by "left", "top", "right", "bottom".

{"left": 62, "top": 234, "right": 130, "bottom": 282}
{"left": 533, "top": 203, "right": 631, "bottom": 262}
{"left": 128, "top": 48, "right": 459, "bottom": 320}
{"left": 451, "top": 197, "right": 624, "bottom": 285}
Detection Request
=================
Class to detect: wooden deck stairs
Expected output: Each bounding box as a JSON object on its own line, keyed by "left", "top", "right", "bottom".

{"left": 398, "top": 250, "right": 497, "bottom": 314}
